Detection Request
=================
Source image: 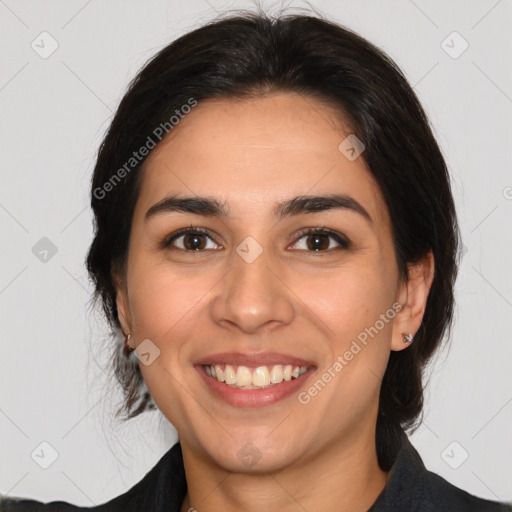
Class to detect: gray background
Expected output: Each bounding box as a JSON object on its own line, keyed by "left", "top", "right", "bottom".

{"left": 1, "top": 0, "right": 511, "bottom": 505}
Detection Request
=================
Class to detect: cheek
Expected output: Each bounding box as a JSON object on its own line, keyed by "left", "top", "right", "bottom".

{"left": 127, "top": 263, "right": 214, "bottom": 414}
{"left": 293, "top": 264, "right": 395, "bottom": 344}
{"left": 293, "top": 263, "right": 397, "bottom": 415}
{"left": 127, "top": 261, "right": 213, "bottom": 342}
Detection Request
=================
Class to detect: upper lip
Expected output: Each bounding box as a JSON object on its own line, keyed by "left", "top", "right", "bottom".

{"left": 193, "top": 351, "right": 316, "bottom": 368}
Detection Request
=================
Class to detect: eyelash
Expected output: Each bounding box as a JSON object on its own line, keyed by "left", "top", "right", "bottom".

{"left": 160, "top": 226, "right": 351, "bottom": 253}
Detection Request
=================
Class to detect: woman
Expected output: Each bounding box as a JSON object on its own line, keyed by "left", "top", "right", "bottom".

{"left": 2, "top": 10, "right": 510, "bottom": 512}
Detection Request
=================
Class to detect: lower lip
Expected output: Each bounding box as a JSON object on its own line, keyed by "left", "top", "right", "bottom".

{"left": 195, "top": 365, "right": 316, "bottom": 408}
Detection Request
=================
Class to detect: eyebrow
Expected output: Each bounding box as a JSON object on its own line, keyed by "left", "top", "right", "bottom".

{"left": 145, "top": 194, "right": 372, "bottom": 224}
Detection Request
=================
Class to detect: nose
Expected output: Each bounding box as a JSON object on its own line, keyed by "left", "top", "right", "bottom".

{"left": 210, "top": 245, "right": 295, "bottom": 334}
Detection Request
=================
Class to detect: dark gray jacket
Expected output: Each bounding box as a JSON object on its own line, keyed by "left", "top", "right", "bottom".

{"left": 2, "top": 430, "right": 510, "bottom": 511}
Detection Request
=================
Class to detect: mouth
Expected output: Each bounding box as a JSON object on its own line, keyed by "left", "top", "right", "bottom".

{"left": 193, "top": 353, "right": 317, "bottom": 407}
{"left": 202, "top": 363, "right": 310, "bottom": 389}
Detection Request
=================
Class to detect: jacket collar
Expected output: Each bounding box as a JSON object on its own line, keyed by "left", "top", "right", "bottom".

{"left": 368, "top": 428, "right": 428, "bottom": 511}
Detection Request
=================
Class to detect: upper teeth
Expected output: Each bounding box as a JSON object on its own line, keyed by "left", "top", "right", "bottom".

{"left": 205, "top": 364, "right": 308, "bottom": 388}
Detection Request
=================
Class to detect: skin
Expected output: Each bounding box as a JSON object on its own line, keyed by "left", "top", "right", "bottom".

{"left": 115, "top": 92, "right": 434, "bottom": 512}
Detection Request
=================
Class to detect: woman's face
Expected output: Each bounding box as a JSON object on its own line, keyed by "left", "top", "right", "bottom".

{"left": 116, "top": 92, "right": 416, "bottom": 472}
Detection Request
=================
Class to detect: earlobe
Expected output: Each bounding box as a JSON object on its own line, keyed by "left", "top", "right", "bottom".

{"left": 391, "top": 252, "right": 435, "bottom": 351}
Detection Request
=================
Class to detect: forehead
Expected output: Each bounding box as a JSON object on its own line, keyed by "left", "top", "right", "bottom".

{"left": 135, "top": 93, "right": 388, "bottom": 224}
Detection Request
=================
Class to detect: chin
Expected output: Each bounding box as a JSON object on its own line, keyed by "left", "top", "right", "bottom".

{"left": 200, "top": 433, "right": 306, "bottom": 474}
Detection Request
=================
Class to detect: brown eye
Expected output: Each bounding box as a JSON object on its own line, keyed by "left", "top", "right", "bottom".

{"left": 162, "top": 227, "right": 222, "bottom": 252}
{"left": 305, "top": 233, "right": 330, "bottom": 251}
{"left": 181, "top": 233, "right": 207, "bottom": 251}
{"left": 292, "top": 228, "right": 350, "bottom": 252}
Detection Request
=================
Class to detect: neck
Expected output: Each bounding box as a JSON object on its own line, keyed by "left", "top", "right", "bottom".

{"left": 179, "top": 421, "right": 388, "bottom": 512}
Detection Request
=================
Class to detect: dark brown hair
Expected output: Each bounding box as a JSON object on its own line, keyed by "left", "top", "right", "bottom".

{"left": 86, "top": 10, "right": 459, "bottom": 469}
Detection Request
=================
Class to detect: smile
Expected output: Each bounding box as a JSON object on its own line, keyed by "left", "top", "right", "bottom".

{"left": 203, "top": 363, "right": 309, "bottom": 389}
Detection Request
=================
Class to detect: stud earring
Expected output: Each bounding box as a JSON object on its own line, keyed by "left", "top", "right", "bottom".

{"left": 403, "top": 333, "right": 414, "bottom": 344}
{"left": 123, "top": 333, "right": 135, "bottom": 358}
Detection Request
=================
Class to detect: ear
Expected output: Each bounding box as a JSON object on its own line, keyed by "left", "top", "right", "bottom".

{"left": 113, "top": 268, "right": 134, "bottom": 348}
{"left": 391, "top": 251, "right": 435, "bottom": 351}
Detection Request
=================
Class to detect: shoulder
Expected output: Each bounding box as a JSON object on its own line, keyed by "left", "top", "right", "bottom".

{"left": 1, "top": 442, "right": 187, "bottom": 512}
{"left": 421, "top": 470, "right": 511, "bottom": 512}
{"left": 371, "top": 468, "right": 511, "bottom": 512}
{"left": 0, "top": 497, "right": 86, "bottom": 511}
{"left": 371, "top": 428, "right": 511, "bottom": 512}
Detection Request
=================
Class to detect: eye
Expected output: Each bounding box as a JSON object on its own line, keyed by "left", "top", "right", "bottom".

{"left": 161, "top": 226, "right": 350, "bottom": 253}
{"left": 162, "top": 227, "right": 222, "bottom": 251}
{"left": 291, "top": 228, "right": 351, "bottom": 252}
